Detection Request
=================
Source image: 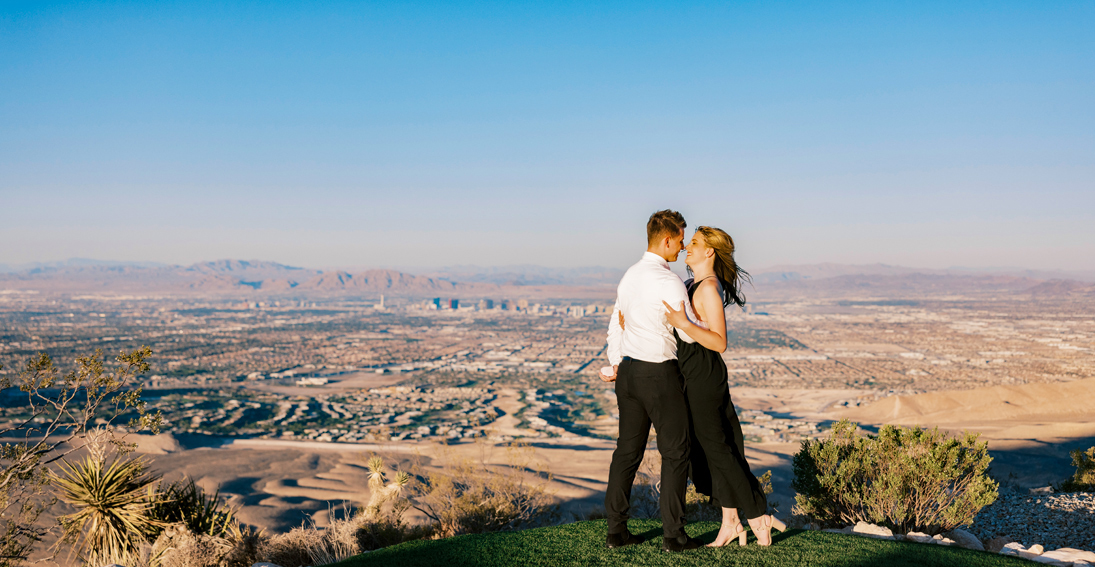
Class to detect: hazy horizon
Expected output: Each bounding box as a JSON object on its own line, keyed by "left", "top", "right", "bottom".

{"left": 3, "top": 2, "right": 1092, "bottom": 270}
{"left": 4, "top": 256, "right": 1095, "bottom": 282}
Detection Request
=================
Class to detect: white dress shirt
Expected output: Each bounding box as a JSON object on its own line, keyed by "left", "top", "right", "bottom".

{"left": 606, "top": 252, "right": 692, "bottom": 365}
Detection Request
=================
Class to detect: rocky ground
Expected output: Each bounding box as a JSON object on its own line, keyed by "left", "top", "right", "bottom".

{"left": 971, "top": 487, "right": 1095, "bottom": 551}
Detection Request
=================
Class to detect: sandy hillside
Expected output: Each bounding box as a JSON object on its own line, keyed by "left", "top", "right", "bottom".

{"left": 842, "top": 377, "right": 1095, "bottom": 426}
{"left": 840, "top": 378, "right": 1095, "bottom": 486}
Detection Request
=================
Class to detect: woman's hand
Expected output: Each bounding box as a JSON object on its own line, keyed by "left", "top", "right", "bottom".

{"left": 662, "top": 300, "right": 690, "bottom": 329}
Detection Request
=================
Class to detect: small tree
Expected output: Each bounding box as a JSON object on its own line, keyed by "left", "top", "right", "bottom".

{"left": 1057, "top": 447, "right": 1095, "bottom": 493}
{"left": 0, "top": 348, "right": 161, "bottom": 565}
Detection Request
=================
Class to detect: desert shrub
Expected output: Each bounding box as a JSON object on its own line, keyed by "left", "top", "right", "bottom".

{"left": 121, "top": 523, "right": 263, "bottom": 567}
{"left": 52, "top": 429, "right": 251, "bottom": 567}
{"left": 150, "top": 476, "right": 236, "bottom": 538}
{"left": 220, "top": 523, "right": 266, "bottom": 567}
{"left": 356, "top": 455, "right": 429, "bottom": 550}
{"left": 792, "top": 420, "right": 997, "bottom": 534}
{"left": 1057, "top": 446, "right": 1095, "bottom": 492}
{"left": 260, "top": 526, "right": 323, "bottom": 567}
{"left": 260, "top": 516, "right": 360, "bottom": 567}
{"left": 412, "top": 444, "right": 558, "bottom": 537}
{"left": 52, "top": 452, "right": 163, "bottom": 566}
{"left": 145, "top": 524, "right": 231, "bottom": 567}
{"left": 256, "top": 455, "right": 424, "bottom": 566}
{"left": 1, "top": 348, "right": 160, "bottom": 566}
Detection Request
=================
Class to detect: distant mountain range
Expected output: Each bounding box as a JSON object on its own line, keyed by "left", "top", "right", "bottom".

{"left": 745, "top": 263, "right": 1095, "bottom": 298}
{"left": 0, "top": 258, "right": 168, "bottom": 273}
{"left": 1, "top": 259, "right": 1092, "bottom": 298}
{"left": 0, "top": 260, "right": 486, "bottom": 296}
{"left": 420, "top": 265, "right": 626, "bottom": 286}
{"left": 752, "top": 262, "right": 1095, "bottom": 284}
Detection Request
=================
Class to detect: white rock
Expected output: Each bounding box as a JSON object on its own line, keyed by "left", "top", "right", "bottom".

{"left": 851, "top": 521, "right": 895, "bottom": 540}
{"left": 1042, "top": 549, "right": 1095, "bottom": 564}
{"left": 906, "top": 532, "right": 934, "bottom": 544}
{"left": 1029, "top": 556, "right": 1070, "bottom": 566}
{"left": 931, "top": 534, "right": 956, "bottom": 546}
{"left": 1017, "top": 544, "right": 1046, "bottom": 560}
{"left": 945, "top": 528, "right": 985, "bottom": 551}
{"left": 252, "top": 563, "right": 284, "bottom": 567}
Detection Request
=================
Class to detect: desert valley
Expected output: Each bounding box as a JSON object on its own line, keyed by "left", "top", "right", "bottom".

{"left": 2, "top": 260, "right": 1094, "bottom": 560}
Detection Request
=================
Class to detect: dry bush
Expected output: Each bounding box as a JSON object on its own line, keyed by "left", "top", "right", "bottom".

{"left": 121, "top": 523, "right": 263, "bottom": 567}
{"left": 150, "top": 476, "right": 236, "bottom": 538}
{"left": 628, "top": 449, "right": 662, "bottom": 520}
{"left": 259, "top": 516, "right": 358, "bottom": 567}
{"left": 258, "top": 454, "right": 422, "bottom": 566}
{"left": 258, "top": 526, "right": 322, "bottom": 567}
{"left": 357, "top": 456, "right": 429, "bottom": 550}
{"left": 146, "top": 524, "right": 231, "bottom": 567}
{"left": 792, "top": 420, "right": 998, "bottom": 534}
{"left": 412, "top": 443, "right": 558, "bottom": 537}
{"left": 1058, "top": 446, "right": 1095, "bottom": 492}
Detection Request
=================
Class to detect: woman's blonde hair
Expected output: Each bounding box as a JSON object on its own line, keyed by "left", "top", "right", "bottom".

{"left": 694, "top": 226, "right": 751, "bottom": 309}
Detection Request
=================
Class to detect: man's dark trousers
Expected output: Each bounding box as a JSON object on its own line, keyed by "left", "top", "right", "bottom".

{"left": 605, "top": 357, "right": 691, "bottom": 539}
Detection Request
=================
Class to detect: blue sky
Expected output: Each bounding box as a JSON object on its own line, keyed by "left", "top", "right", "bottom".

{"left": 2, "top": 1, "right": 1092, "bottom": 270}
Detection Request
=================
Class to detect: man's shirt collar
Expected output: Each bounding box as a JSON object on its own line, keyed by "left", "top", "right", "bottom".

{"left": 642, "top": 251, "right": 670, "bottom": 270}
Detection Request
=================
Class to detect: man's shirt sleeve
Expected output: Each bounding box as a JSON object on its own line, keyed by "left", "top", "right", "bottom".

{"left": 607, "top": 299, "right": 623, "bottom": 366}
{"left": 663, "top": 275, "right": 695, "bottom": 344}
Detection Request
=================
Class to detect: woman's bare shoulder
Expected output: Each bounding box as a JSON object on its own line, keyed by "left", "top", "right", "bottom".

{"left": 697, "top": 277, "right": 722, "bottom": 295}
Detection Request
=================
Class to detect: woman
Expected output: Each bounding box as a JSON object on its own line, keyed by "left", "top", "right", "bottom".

{"left": 663, "top": 226, "right": 786, "bottom": 547}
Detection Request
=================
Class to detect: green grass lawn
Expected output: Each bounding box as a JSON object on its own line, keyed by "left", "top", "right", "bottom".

{"left": 333, "top": 520, "right": 1029, "bottom": 567}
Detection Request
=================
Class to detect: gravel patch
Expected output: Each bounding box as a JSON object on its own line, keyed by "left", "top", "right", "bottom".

{"left": 971, "top": 487, "right": 1095, "bottom": 551}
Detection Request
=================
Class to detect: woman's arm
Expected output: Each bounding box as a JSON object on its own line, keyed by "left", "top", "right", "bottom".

{"left": 663, "top": 280, "right": 727, "bottom": 352}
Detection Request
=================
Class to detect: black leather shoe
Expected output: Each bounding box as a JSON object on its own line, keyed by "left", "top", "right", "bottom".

{"left": 662, "top": 534, "right": 702, "bottom": 552}
{"left": 606, "top": 530, "right": 645, "bottom": 549}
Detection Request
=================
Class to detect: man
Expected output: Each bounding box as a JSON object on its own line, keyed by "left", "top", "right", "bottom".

{"left": 602, "top": 209, "right": 702, "bottom": 552}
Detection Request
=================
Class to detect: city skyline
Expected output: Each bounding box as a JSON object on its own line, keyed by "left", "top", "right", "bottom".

{"left": 2, "top": 1, "right": 1093, "bottom": 270}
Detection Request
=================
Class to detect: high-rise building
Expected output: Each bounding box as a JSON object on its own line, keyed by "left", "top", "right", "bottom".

{"left": 517, "top": 299, "right": 529, "bottom": 311}
{"left": 484, "top": 299, "right": 494, "bottom": 309}
{"left": 450, "top": 299, "right": 459, "bottom": 310}
{"left": 431, "top": 298, "right": 441, "bottom": 309}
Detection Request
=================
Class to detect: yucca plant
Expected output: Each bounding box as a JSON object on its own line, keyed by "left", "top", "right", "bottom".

{"left": 150, "top": 476, "right": 236, "bottom": 538}
{"left": 357, "top": 455, "right": 417, "bottom": 551}
{"left": 363, "top": 455, "right": 411, "bottom": 521}
{"left": 52, "top": 454, "right": 162, "bottom": 565}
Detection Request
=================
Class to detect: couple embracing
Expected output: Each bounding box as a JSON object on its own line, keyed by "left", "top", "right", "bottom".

{"left": 601, "top": 209, "right": 786, "bottom": 552}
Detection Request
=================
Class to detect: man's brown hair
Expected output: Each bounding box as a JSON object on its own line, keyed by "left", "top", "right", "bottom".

{"left": 646, "top": 209, "right": 687, "bottom": 246}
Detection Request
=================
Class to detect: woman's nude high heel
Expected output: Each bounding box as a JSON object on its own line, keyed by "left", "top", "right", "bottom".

{"left": 747, "top": 514, "right": 787, "bottom": 546}
{"left": 708, "top": 508, "right": 748, "bottom": 547}
{"left": 707, "top": 521, "right": 747, "bottom": 547}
